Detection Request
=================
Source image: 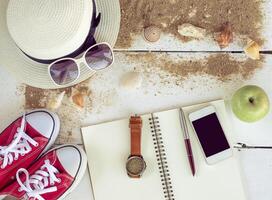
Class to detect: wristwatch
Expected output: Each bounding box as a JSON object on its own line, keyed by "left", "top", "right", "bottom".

{"left": 126, "top": 115, "right": 146, "bottom": 178}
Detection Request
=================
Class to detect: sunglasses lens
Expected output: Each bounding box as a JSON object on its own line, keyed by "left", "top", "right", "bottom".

{"left": 85, "top": 43, "right": 113, "bottom": 70}
{"left": 49, "top": 59, "right": 79, "bottom": 85}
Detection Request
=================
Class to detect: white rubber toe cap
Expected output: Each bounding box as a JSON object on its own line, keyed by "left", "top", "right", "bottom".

{"left": 26, "top": 110, "right": 59, "bottom": 139}
{"left": 56, "top": 146, "right": 82, "bottom": 177}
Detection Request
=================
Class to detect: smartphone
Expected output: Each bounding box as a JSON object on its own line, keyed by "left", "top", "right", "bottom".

{"left": 189, "top": 106, "right": 232, "bottom": 165}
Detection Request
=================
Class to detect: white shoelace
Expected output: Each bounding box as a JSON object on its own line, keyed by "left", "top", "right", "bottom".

{"left": 0, "top": 114, "right": 38, "bottom": 169}
{"left": 17, "top": 160, "right": 60, "bottom": 200}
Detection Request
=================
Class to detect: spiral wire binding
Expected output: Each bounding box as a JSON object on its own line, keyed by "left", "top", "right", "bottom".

{"left": 149, "top": 114, "right": 175, "bottom": 200}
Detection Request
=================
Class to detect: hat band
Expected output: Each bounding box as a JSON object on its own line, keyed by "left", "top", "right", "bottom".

{"left": 21, "top": 0, "right": 101, "bottom": 64}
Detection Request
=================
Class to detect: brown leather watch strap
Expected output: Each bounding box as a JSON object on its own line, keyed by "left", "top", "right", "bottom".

{"left": 129, "top": 116, "right": 142, "bottom": 156}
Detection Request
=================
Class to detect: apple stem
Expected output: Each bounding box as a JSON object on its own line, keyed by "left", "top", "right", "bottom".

{"left": 249, "top": 97, "right": 255, "bottom": 104}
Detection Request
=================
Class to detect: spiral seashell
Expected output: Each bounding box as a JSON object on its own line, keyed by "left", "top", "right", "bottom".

{"left": 143, "top": 26, "right": 161, "bottom": 43}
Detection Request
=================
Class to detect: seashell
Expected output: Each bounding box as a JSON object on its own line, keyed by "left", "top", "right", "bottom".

{"left": 47, "top": 91, "right": 65, "bottom": 110}
{"left": 120, "top": 72, "right": 142, "bottom": 90}
{"left": 188, "top": 9, "right": 197, "bottom": 18}
{"left": 143, "top": 26, "right": 161, "bottom": 43}
{"left": 204, "top": 14, "right": 211, "bottom": 18}
{"left": 72, "top": 92, "right": 85, "bottom": 108}
{"left": 178, "top": 23, "right": 206, "bottom": 39}
{"left": 214, "top": 22, "right": 233, "bottom": 49}
{"left": 244, "top": 39, "right": 260, "bottom": 60}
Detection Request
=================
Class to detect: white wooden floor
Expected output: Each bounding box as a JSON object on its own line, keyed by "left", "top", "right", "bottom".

{"left": 1, "top": 53, "right": 272, "bottom": 199}
{"left": 1, "top": 1, "right": 272, "bottom": 199}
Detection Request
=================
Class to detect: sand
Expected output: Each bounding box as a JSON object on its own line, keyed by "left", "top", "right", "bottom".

{"left": 116, "top": 0, "right": 263, "bottom": 48}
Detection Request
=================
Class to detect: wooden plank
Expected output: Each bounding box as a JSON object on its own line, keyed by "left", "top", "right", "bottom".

{"left": 1, "top": 53, "right": 272, "bottom": 145}
{"left": 53, "top": 52, "right": 271, "bottom": 145}
{"left": 0, "top": 53, "right": 272, "bottom": 145}
{"left": 75, "top": 53, "right": 272, "bottom": 145}
{"left": 115, "top": 1, "right": 272, "bottom": 51}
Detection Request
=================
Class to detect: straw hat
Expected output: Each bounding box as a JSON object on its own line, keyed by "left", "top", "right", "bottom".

{"left": 0, "top": 0, "right": 120, "bottom": 89}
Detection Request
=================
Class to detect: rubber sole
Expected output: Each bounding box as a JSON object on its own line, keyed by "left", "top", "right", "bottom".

{"left": 43, "top": 144, "right": 88, "bottom": 200}
{"left": 37, "top": 109, "right": 60, "bottom": 155}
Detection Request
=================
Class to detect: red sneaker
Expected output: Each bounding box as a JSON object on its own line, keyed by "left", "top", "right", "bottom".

{"left": 0, "top": 110, "right": 60, "bottom": 190}
{"left": 1, "top": 145, "right": 87, "bottom": 200}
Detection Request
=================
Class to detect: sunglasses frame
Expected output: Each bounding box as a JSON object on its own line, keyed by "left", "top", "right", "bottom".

{"left": 48, "top": 42, "right": 114, "bottom": 86}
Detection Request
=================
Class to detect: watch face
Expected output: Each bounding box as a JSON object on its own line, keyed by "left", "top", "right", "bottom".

{"left": 126, "top": 156, "right": 146, "bottom": 177}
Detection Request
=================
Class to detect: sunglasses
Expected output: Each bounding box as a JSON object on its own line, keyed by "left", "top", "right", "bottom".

{"left": 48, "top": 42, "right": 114, "bottom": 86}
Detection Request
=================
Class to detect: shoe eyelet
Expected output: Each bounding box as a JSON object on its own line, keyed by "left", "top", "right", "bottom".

{"left": 14, "top": 157, "right": 18, "bottom": 161}
{"left": 34, "top": 143, "right": 39, "bottom": 147}
{"left": 18, "top": 188, "right": 22, "bottom": 192}
{"left": 57, "top": 178, "right": 61, "bottom": 183}
{"left": 21, "top": 153, "right": 25, "bottom": 156}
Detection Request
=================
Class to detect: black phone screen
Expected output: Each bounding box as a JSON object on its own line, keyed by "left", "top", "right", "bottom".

{"left": 192, "top": 113, "right": 230, "bottom": 157}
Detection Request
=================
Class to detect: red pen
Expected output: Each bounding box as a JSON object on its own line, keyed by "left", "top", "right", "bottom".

{"left": 179, "top": 108, "right": 196, "bottom": 176}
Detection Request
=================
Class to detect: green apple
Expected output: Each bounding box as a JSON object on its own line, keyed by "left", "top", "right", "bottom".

{"left": 231, "top": 85, "right": 270, "bottom": 123}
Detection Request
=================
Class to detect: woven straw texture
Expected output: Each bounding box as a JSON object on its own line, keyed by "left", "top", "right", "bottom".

{"left": 0, "top": 0, "right": 120, "bottom": 89}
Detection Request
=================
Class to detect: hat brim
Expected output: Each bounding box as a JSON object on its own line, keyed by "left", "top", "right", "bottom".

{"left": 0, "top": 0, "right": 120, "bottom": 89}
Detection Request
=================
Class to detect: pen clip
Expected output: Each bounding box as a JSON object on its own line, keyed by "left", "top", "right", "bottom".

{"left": 179, "top": 108, "right": 189, "bottom": 138}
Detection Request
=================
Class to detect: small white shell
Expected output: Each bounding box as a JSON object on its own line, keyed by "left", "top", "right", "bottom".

{"left": 178, "top": 23, "right": 206, "bottom": 39}
{"left": 143, "top": 26, "right": 161, "bottom": 43}
{"left": 47, "top": 91, "right": 65, "bottom": 110}
{"left": 120, "top": 72, "right": 142, "bottom": 90}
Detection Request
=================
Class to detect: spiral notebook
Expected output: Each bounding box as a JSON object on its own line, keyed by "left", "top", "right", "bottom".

{"left": 81, "top": 100, "right": 246, "bottom": 200}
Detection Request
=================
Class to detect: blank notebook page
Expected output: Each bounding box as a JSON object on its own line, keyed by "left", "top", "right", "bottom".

{"left": 153, "top": 100, "right": 246, "bottom": 200}
{"left": 82, "top": 100, "right": 246, "bottom": 200}
{"left": 82, "top": 114, "right": 165, "bottom": 200}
